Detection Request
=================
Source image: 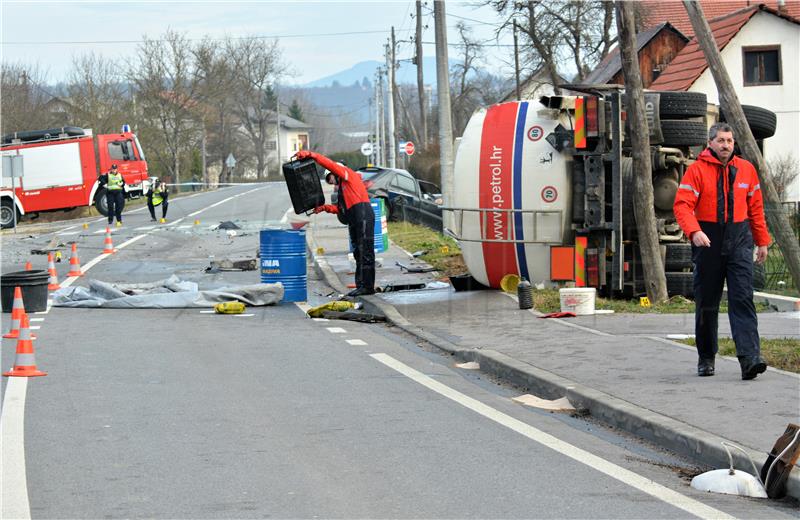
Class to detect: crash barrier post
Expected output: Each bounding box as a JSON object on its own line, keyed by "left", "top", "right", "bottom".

{"left": 3, "top": 314, "right": 47, "bottom": 377}
{"left": 67, "top": 243, "right": 84, "bottom": 277}
{"left": 260, "top": 228, "right": 307, "bottom": 302}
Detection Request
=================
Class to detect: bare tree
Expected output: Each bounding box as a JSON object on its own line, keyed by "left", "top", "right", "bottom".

{"left": 767, "top": 154, "right": 800, "bottom": 201}
{"left": 66, "top": 53, "right": 130, "bottom": 135}
{"left": 226, "top": 37, "right": 286, "bottom": 180}
{"left": 0, "top": 63, "right": 53, "bottom": 135}
{"left": 128, "top": 30, "right": 204, "bottom": 184}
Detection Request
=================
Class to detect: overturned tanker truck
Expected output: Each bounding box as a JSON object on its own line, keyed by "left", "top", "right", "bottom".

{"left": 449, "top": 88, "right": 775, "bottom": 297}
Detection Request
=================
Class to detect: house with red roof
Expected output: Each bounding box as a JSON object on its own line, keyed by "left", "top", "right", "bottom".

{"left": 643, "top": 3, "right": 800, "bottom": 201}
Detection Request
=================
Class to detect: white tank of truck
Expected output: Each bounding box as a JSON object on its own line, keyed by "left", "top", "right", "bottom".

{"left": 452, "top": 100, "right": 574, "bottom": 289}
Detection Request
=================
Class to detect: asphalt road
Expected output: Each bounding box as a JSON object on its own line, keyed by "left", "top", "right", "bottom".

{"left": 2, "top": 185, "right": 796, "bottom": 519}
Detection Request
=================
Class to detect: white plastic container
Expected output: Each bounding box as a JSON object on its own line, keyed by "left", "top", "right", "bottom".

{"left": 559, "top": 287, "right": 596, "bottom": 315}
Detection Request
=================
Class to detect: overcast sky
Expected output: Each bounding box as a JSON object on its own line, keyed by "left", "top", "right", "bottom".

{"left": 1, "top": 1, "right": 515, "bottom": 85}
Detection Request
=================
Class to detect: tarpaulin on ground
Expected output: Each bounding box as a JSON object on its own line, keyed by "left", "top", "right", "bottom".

{"left": 52, "top": 275, "right": 283, "bottom": 308}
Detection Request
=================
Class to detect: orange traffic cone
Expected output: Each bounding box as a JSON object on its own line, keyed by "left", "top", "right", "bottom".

{"left": 67, "top": 243, "right": 83, "bottom": 277}
{"left": 47, "top": 252, "right": 61, "bottom": 290}
{"left": 3, "top": 286, "right": 24, "bottom": 339}
{"left": 102, "top": 227, "right": 116, "bottom": 254}
{"left": 3, "top": 314, "right": 47, "bottom": 378}
{"left": 24, "top": 260, "right": 32, "bottom": 270}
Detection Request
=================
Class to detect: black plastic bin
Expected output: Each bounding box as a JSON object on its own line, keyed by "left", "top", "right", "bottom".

{"left": 282, "top": 159, "right": 325, "bottom": 214}
{"left": 1, "top": 270, "right": 49, "bottom": 313}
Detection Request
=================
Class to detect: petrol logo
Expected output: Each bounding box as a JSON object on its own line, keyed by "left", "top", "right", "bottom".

{"left": 541, "top": 186, "right": 558, "bottom": 203}
{"left": 527, "top": 125, "right": 544, "bottom": 141}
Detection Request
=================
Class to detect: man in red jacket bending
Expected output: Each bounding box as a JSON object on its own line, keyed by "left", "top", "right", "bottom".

{"left": 297, "top": 150, "right": 375, "bottom": 296}
{"left": 673, "top": 122, "right": 770, "bottom": 380}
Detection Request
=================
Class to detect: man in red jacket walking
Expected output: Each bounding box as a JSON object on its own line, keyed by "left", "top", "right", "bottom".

{"left": 673, "top": 123, "right": 770, "bottom": 380}
{"left": 297, "top": 150, "right": 375, "bottom": 296}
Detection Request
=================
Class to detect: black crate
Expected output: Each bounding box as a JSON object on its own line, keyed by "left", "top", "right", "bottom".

{"left": 282, "top": 159, "right": 325, "bottom": 214}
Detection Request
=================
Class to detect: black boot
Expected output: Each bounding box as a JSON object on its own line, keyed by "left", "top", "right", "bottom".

{"left": 740, "top": 356, "right": 767, "bottom": 380}
{"left": 697, "top": 358, "right": 715, "bottom": 377}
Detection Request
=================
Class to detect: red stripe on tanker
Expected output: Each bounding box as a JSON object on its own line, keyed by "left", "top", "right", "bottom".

{"left": 479, "top": 102, "right": 519, "bottom": 287}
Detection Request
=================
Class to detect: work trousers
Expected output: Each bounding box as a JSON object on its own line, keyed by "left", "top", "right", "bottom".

{"left": 148, "top": 193, "right": 169, "bottom": 219}
{"left": 347, "top": 202, "right": 375, "bottom": 291}
{"left": 106, "top": 190, "right": 125, "bottom": 224}
{"left": 693, "top": 222, "right": 760, "bottom": 362}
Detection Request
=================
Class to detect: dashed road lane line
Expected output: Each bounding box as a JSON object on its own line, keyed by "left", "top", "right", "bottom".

{"left": 326, "top": 327, "right": 346, "bottom": 334}
{"left": 29, "top": 318, "right": 44, "bottom": 322}
{"left": 312, "top": 318, "right": 329, "bottom": 322}
{"left": 370, "top": 353, "right": 733, "bottom": 520}
{"left": 346, "top": 339, "right": 367, "bottom": 346}
{"left": 57, "top": 231, "right": 81, "bottom": 236}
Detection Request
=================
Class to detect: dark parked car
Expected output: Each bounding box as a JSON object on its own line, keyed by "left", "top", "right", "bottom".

{"left": 357, "top": 166, "right": 443, "bottom": 231}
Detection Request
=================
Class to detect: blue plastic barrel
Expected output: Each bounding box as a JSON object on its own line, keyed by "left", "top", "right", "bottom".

{"left": 372, "top": 199, "right": 388, "bottom": 254}
{"left": 260, "top": 229, "right": 307, "bottom": 302}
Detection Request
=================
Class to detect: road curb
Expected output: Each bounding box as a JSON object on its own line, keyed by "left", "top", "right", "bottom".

{"left": 306, "top": 231, "right": 799, "bottom": 501}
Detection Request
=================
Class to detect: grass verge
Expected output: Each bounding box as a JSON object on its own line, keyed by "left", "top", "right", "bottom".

{"left": 676, "top": 337, "right": 800, "bottom": 373}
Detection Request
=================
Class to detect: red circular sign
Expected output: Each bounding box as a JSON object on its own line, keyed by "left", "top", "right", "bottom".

{"left": 541, "top": 185, "right": 558, "bottom": 203}
{"left": 527, "top": 125, "right": 544, "bottom": 141}
{"left": 405, "top": 141, "right": 415, "bottom": 156}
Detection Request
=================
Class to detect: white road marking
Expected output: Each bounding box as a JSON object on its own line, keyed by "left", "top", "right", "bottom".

{"left": 57, "top": 231, "right": 80, "bottom": 236}
{"left": 1, "top": 377, "right": 31, "bottom": 520}
{"left": 346, "top": 339, "right": 367, "bottom": 346}
{"left": 199, "top": 310, "right": 216, "bottom": 314}
{"left": 135, "top": 226, "right": 156, "bottom": 231}
{"left": 370, "top": 353, "right": 734, "bottom": 520}
{"left": 312, "top": 318, "right": 329, "bottom": 322}
{"left": 326, "top": 327, "right": 346, "bottom": 334}
{"left": 177, "top": 225, "right": 192, "bottom": 230}
{"left": 29, "top": 318, "right": 44, "bottom": 322}
{"left": 29, "top": 326, "right": 40, "bottom": 330}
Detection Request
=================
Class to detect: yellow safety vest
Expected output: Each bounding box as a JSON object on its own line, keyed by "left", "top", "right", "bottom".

{"left": 107, "top": 172, "right": 124, "bottom": 191}
{"left": 151, "top": 185, "right": 164, "bottom": 206}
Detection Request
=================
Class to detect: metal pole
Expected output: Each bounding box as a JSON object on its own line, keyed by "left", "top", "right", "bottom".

{"left": 416, "top": 0, "right": 427, "bottom": 150}
{"left": 386, "top": 31, "right": 397, "bottom": 168}
{"left": 434, "top": 0, "right": 455, "bottom": 231}
{"left": 374, "top": 70, "right": 381, "bottom": 165}
{"left": 275, "top": 87, "right": 281, "bottom": 178}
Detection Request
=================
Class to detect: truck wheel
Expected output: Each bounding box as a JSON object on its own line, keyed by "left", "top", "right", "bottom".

{"left": 664, "top": 243, "right": 693, "bottom": 271}
{"left": 720, "top": 105, "right": 777, "bottom": 140}
{"left": 94, "top": 189, "right": 109, "bottom": 216}
{"left": 659, "top": 92, "right": 707, "bottom": 119}
{"left": 665, "top": 272, "right": 694, "bottom": 298}
{"left": 660, "top": 120, "right": 707, "bottom": 146}
{"left": 1, "top": 199, "right": 19, "bottom": 229}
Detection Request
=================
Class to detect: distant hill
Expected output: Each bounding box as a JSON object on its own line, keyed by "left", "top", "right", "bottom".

{"left": 299, "top": 57, "right": 448, "bottom": 89}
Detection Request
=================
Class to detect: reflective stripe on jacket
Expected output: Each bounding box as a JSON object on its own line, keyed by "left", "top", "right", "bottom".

{"left": 151, "top": 186, "right": 164, "bottom": 206}
{"left": 673, "top": 148, "right": 770, "bottom": 246}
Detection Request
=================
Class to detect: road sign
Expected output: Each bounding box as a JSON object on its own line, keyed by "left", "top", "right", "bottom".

{"left": 360, "top": 142, "right": 374, "bottom": 156}
{"left": 405, "top": 141, "right": 415, "bottom": 156}
{"left": 225, "top": 153, "right": 236, "bottom": 169}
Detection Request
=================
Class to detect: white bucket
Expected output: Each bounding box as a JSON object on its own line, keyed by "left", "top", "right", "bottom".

{"left": 559, "top": 288, "right": 596, "bottom": 315}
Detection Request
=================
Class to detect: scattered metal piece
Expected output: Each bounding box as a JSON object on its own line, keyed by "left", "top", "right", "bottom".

{"left": 206, "top": 258, "right": 257, "bottom": 272}
{"left": 455, "top": 361, "right": 480, "bottom": 370}
{"left": 411, "top": 250, "right": 428, "bottom": 257}
{"left": 396, "top": 261, "right": 435, "bottom": 273}
{"left": 690, "top": 442, "right": 767, "bottom": 498}
{"left": 321, "top": 310, "right": 386, "bottom": 323}
{"left": 216, "top": 221, "right": 241, "bottom": 230}
{"left": 378, "top": 283, "right": 427, "bottom": 293}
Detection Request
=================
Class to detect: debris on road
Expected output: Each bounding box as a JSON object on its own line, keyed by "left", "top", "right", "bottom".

{"left": 378, "top": 283, "right": 427, "bottom": 293}
{"left": 306, "top": 300, "right": 356, "bottom": 318}
{"left": 214, "top": 301, "right": 246, "bottom": 314}
{"left": 322, "top": 310, "right": 386, "bottom": 323}
{"left": 512, "top": 394, "right": 576, "bottom": 412}
{"left": 216, "top": 221, "right": 241, "bottom": 230}
{"left": 396, "top": 261, "right": 435, "bottom": 273}
{"left": 455, "top": 361, "right": 480, "bottom": 370}
{"left": 538, "top": 311, "right": 577, "bottom": 319}
{"left": 205, "top": 258, "right": 258, "bottom": 272}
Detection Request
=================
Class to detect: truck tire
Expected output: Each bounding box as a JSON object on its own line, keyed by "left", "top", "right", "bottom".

{"left": 1, "top": 199, "right": 19, "bottom": 229}
{"left": 666, "top": 272, "right": 694, "bottom": 298}
{"left": 659, "top": 92, "right": 707, "bottom": 119}
{"left": 664, "top": 243, "right": 693, "bottom": 271}
{"left": 720, "top": 105, "right": 777, "bottom": 140}
{"left": 660, "top": 120, "right": 708, "bottom": 146}
{"left": 94, "top": 189, "right": 109, "bottom": 216}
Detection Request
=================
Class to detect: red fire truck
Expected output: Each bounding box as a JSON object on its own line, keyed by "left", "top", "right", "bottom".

{"left": 0, "top": 125, "right": 149, "bottom": 228}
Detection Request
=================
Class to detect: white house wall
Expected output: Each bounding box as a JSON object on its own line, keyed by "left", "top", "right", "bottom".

{"left": 690, "top": 11, "right": 800, "bottom": 201}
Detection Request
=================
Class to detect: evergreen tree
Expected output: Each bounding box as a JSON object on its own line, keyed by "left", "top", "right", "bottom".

{"left": 288, "top": 99, "right": 304, "bottom": 122}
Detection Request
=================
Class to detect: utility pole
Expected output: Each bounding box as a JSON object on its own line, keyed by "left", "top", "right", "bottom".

{"left": 434, "top": 0, "right": 455, "bottom": 230}
{"left": 513, "top": 20, "right": 521, "bottom": 101}
{"left": 416, "top": 0, "right": 428, "bottom": 150}
{"left": 386, "top": 29, "right": 397, "bottom": 168}
{"left": 201, "top": 127, "right": 208, "bottom": 189}
{"left": 376, "top": 69, "right": 386, "bottom": 165}
{"left": 275, "top": 89, "right": 281, "bottom": 179}
{"left": 616, "top": 1, "right": 668, "bottom": 303}
{"left": 684, "top": 0, "right": 800, "bottom": 290}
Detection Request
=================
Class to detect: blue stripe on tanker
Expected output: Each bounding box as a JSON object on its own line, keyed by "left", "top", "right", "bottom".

{"left": 513, "top": 101, "right": 530, "bottom": 282}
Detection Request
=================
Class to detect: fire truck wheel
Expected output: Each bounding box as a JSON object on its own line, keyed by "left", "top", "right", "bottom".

{"left": 660, "top": 120, "right": 708, "bottom": 147}
{"left": 720, "top": 104, "right": 777, "bottom": 140}
{"left": 658, "top": 92, "right": 707, "bottom": 119}
{"left": 1, "top": 199, "right": 18, "bottom": 229}
{"left": 665, "top": 272, "right": 694, "bottom": 298}
{"left": 664, "top": 243, "right": 693, "bottom": 271}
{"left": 94, "top": 189, "right": 110, "bottom": 216}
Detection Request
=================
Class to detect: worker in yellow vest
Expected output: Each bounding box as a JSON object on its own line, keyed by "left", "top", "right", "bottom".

{"left": 98, "top": 164, "right": 126, "bottom": 227}
{"left": 147, "top": 178, "right": 169, "bottom": 223}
